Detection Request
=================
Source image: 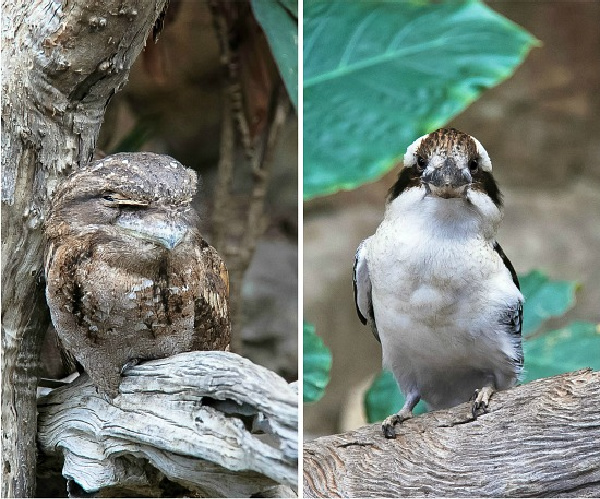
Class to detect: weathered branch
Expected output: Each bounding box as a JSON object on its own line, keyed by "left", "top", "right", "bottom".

{"left": 304, "top": 369, "right": 600, "bottom": 498}
{"left": 38, "top": 351, "right": 298, "bottom": 497}
{"left": 2, "top": 1, "right": 167, "bottom": 496}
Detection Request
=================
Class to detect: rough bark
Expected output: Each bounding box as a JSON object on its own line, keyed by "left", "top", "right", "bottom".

{"left": 37, "top": 351, "right": 298, "bottom": 497}
{"left": 1, "top": 1, "right": 167, "bottom": 496}
{"left": 304, "top": 369, "right": 600, "bottom": 498}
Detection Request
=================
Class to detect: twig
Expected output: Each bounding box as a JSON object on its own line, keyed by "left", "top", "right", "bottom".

{"left": 209, "top": 3, "right": 290, "bottom": 354}
{"left": 240, "top": 83, "right": 289, "bottom": 271}
{"left": 213, "top": 87, "right": 235, "bottom": 254}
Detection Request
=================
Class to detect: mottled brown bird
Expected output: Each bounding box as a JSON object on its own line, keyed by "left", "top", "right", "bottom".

{"left": 44, "top": 152, "right": 230, "bottom": 398}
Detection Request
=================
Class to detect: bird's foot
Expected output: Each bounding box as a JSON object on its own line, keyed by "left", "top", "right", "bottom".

{"left": 382, "top": 408, "right": 413, "bottom": 439}
{"left": 471, "top": 385, "right": 495, "bottom": 417}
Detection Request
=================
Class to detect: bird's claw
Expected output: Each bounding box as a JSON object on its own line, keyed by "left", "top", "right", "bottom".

{"left": 120, "top": 359, "right": 140, "bottom": 375}
{"left": 382, "top": 409, "right": 413, "bottom": 439}
{"left": 382, "top": 418, "right": 398, "bottom": 439}
{"left": 471, "top": 385, "right": 495, "bottom": 418}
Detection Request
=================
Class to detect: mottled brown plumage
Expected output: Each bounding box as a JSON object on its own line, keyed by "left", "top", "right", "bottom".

{"left": 44, "top": 152, "right": 230, "bottom": 398}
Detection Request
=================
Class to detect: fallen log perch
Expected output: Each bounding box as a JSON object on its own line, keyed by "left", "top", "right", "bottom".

{"left": 304, "top": 369, "right": 600, "bottom": 498}
{"left": 37, "top": 351, "right": 298, "bottom": 497}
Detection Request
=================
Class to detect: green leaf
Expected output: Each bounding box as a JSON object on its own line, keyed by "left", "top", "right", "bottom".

{"left": 519, "top": 270, "right": 579, "bottom": 336}
{"left": 523, "top": 322, "right": 600, "bottom": 382}
{"left": 303, "top": 322, "right": 332, "bottom": 403}
{"left": 303, "top": 0, "right": 538, "bottom": 199}
{"left": 364, "top": 370, "right": 427, "bottom": 424}
{"left": 251, "top": 0, "right": 298, "bottom": 108}
{"left": 278, "top": 0, "right": 297, "bottom": 18}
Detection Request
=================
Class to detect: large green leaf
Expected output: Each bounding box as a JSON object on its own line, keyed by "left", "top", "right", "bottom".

{"left": 304, "top": 0, "right": 538, "bottom": 199}
{"left": 364, "top": 370, "right": 427, "bottom": 423}
{"left": 251, "top": 0, "right": 298, "bottom": 107}
{"left": 303, "top": 322, "right": 332, "bottom": 403}
{"left": 523, "top": 322, "right": 600, "bottom": 382}
{"left": 519, "top": 270, "right": 579, "bottom": 336}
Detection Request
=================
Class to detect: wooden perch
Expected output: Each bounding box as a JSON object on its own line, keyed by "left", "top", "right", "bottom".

{"left": 37, "top": 351, "right": 298, "bottom": 497}
{"left": 304, "top": 369, "right": 600, "bottom": 498}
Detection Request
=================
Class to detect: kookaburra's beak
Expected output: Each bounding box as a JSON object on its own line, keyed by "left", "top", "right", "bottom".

{"left": 421, "top": 158, "right": 471, "bottom": 198}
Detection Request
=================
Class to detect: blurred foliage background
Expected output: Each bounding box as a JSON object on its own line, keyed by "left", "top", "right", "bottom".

{"left": 303, "top": 0, "right": 600, "bottom": 436}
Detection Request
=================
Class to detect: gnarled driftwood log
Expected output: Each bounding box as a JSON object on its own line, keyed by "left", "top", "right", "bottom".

{"left": 38, "top": 351, "right": 298, "bottom": 497}
{"left": 304, "top": 369, "right": 600, "bottom": 498}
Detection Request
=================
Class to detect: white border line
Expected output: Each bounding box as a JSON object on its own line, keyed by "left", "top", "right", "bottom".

{"left": 297, "top": 0, "right": 304, "bottom": 490}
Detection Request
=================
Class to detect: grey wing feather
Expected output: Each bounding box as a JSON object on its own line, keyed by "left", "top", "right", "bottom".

{"left": 494, "top": 241, "right": 524, "bottom": 368}
{"left": 353, "top": 238, "right": 379, "bottom": 342}
{"left": 505, "top": 301, "right": 524, "bottom": 368}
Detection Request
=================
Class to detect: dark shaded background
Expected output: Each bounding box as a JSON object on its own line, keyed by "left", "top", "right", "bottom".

{"left": 304, "top": 1, "right": 600, "bottom": 437}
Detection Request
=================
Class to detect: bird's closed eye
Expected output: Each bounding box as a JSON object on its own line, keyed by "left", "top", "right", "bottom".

{"left": 101, "top": 193, "right": 148, "bottom": 208}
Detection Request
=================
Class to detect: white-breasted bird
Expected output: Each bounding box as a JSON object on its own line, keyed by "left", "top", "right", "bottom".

{"left": 353, "top": 127, "right": 523, "bottom": 438}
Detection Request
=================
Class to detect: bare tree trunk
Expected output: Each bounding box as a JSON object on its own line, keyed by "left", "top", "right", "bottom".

{"left": 1, "top": 1, "right": 167, "bottom": 496}
{"left": 303, "top": 369, "right": 600, "bottom": 498}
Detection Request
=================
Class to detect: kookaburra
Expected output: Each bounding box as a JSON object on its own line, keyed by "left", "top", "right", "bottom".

{"left": 353, "top": 128, "right": 523, "bottom": 438}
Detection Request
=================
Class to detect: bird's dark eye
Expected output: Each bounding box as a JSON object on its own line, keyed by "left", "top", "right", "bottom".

{"left": 416, "top": 156, "right": 427, "bottom": 170}
{"left": 468, "top": 158, "right": 479, "bottom": 173}
{"left": 103, "top": 195, "right": 115, "bottom": 202}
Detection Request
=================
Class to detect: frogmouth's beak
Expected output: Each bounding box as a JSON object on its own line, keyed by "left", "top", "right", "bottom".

{"left": 144, "top": 218, "right": 187, "bottom": 249}
{"left": 421, "top": 158, "right": 471, "bottom": 198}
{"left": 117, "top": 211, "right": 188, "bottom": 249}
